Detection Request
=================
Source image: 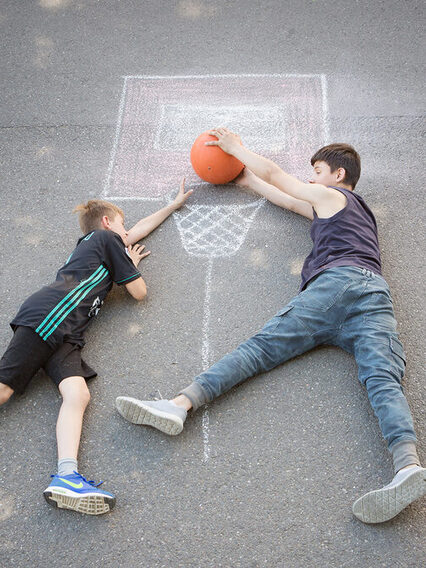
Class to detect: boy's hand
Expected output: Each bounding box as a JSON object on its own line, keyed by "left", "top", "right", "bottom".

{"left": 206, "top": 127, "right": 243, "bottom": 155}
{"left": 172, "top": 177, "right": 193, "bottom": 210}
{"left": 127, "top": 244, "right": 150, "bottom": 268}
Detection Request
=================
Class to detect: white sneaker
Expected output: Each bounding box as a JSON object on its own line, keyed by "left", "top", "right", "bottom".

{"left": 352, "top": 466, "right": 426, "bottom": 523}
{"left": 115, "top": 397, "right": 187, "bottom": 435}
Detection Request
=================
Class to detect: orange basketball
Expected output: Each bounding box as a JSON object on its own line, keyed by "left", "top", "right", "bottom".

{"left": 190, "top": 131, "right": 244, "bottom": 184}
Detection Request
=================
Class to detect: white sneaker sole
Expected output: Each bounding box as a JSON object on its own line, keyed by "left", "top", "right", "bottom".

{"left": 115, "top": 397, "right": 184, "bottom": 435}
{"left": 352, "top": 467, "right": 426, "bottom": 523}
{"left": 44, "top": 487, "right": 115, "bottom": 515}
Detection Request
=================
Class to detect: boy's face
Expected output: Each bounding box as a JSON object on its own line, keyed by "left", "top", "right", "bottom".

{"left": 310, "top": 160, "right": 346, "bottom": 187}
{"left": 107, "top": 214, "right": 129, "bottom": 246}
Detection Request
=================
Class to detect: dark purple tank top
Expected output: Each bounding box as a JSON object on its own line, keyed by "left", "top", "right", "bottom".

{"left": 300, "top": 187, "right": 382, "bottom": 291}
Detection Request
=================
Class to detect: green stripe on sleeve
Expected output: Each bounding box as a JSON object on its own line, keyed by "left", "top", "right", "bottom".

{"left": 116, "top": 273, "right": 141, "bottom": 284}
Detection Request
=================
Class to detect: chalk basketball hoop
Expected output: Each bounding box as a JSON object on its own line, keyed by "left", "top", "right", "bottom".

{"left": 172, "top": 200, "right": 264, "bottom": 259}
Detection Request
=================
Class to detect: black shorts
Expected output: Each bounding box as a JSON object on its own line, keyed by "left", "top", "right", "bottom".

{"left": 0, "top": 326, "right": 97, "bottom": 395}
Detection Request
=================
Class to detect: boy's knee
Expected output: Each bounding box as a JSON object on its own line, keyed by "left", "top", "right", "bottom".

{"left": 0, "top": 383, "right": 14, "bottom": 405}
{"left": 79, "top": 386, "right": 91, "bottom": 407}
{"left": 69, "top": 387, "right": 91, "bottom": 409}
{"left": 60, "top": 378, "right": 90, "bottom": 407}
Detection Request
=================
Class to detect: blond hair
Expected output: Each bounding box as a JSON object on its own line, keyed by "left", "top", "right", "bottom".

{"left": 73, "top": 199, "right": 124, "bottom": 234}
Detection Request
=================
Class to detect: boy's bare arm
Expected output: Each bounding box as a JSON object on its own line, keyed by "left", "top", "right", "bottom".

{"left": 235, "top": 169, "right": 313, "bottom": 220}
{"left": 126, "top": 178, "right": 192, "bottom": 245}
{"left": 207, "top": 128, "right": 335, "bottom": 208}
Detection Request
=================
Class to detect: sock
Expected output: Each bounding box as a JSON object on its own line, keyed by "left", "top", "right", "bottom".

{"left": 57, "top": 458, "right": 78, "bottom": 477}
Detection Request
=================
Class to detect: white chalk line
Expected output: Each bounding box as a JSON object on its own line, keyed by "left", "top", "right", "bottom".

{"left": 201, "top": 257, "right": 214, "bottom": 463}
{"left": 103, "top": 76, "right": 129, "bottom": 198}
{"left": 106, "top": 196, "right": 164, "bottom": 202}
{"left": 201, "top": 258, "right": 214, "bottom": 371}
{"left": 321, "top": 74, "right": 330, "bottom": 144}
{"left": 123, "top": 73, "right": 326, "bottom": 79}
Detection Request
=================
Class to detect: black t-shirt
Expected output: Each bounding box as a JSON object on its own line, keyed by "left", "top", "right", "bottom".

{"left": 11, "top": 230, "right": 141, "bottom": 348}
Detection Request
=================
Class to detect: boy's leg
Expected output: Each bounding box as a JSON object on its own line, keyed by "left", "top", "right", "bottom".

{"left": 56, "top": 376, "right": 90, "bottom": 464}
{"left": 350, "top": 336, "right": 425, "bottom": 523}
{"left": 342, "top": 276, "right": 425, "bottom": 522}
{"left": 179, "top": 305, "right": 314, "bottom": 410}
{"left": 354, "top": 334, "right": 419, "bottom": 472}
{"left": 43, "top": 342, "right": 97, "bottom": 473}
{"left": 43, "top": 349, "right": 115, "bottom": 515}
{"left": 116, "top": 302, "right": 319, "bottom": 433}
{"left": 44, "top": 377, "right": 115, "bottom": 515}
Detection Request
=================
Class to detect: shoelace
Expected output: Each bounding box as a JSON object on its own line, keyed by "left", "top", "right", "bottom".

{"left": 51, "top": 471, "right": 104, "bottom": 487}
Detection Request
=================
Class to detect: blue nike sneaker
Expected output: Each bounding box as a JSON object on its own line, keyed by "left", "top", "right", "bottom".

{"left": 44, "top": 472, "right": 115, "bottom": 515}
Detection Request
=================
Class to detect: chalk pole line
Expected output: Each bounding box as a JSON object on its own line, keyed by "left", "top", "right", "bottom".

{"left": 201, "top": 257, "right": 214, "bottom": 463}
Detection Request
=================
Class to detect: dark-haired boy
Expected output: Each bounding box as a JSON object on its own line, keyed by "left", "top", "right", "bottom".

{"left": 116, "top": 129, "right": 425, "bottom": 524}
{"left": 0, "top": 180, "right": 192, "bottom": 515}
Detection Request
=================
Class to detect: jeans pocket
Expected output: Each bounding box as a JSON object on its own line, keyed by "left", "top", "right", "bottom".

{"left": 362, "top": 290, "right": 397, "bottom": 331}
{"left": 390, "top": 336, "right": 406, "bottom": 367}
{"left": 275, "top": 305, "right": 294, "bottom": 318}
{"left": 264, "top": 305, "right": 294, "bottom": 334}
{"left": 356, "top": 334, "right": 406, "bottom": 385}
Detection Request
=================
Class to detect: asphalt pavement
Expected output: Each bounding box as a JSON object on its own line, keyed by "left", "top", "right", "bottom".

{"left": 0, "top": 1, "right": 425, "bottom": 567}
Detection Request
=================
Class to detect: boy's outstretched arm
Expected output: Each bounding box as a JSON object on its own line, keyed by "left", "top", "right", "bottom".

{"left": 235, "top": 169, "right": 313, "bottom": 220}
{"left": 207, "top": 128, "right": 332, "bottom": 208}
{"left": 126, "top": 178, "right": 192, "bottom": 245}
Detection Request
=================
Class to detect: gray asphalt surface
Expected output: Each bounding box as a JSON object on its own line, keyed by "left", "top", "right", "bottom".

{"left": 0, "top": 1, "right": 425, "bottom": 567}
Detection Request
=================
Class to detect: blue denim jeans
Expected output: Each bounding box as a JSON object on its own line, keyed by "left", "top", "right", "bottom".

{"left": 180, "top": 266, "right": 419, "bottom": 472}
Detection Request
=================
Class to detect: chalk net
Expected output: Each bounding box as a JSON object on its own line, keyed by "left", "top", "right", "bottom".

{"left": 172, "top": 200, "right": 264, "bottom": 258}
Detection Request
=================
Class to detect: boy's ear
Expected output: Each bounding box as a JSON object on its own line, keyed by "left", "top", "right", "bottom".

{"left": 101, "top": 215, "right": 111, "bottom": 230}
{"left": 336, "top": 167, "right": 346, "bottom": 182}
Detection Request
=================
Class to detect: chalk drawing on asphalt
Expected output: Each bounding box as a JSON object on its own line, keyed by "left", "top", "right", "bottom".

{"left": 103, "top": 74, "right": 329, "bottom": 201}
{"left": 104, "top": 74, "right": 329, "bottom": 462}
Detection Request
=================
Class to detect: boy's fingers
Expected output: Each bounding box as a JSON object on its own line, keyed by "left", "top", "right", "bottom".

{"left": 140, "top": 251, "right": 150, "bottom": 259}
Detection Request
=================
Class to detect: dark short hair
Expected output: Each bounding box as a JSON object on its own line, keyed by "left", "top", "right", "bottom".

{"left": 310, "top": 143, "right": 361, "bottom": 189}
